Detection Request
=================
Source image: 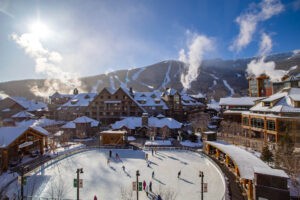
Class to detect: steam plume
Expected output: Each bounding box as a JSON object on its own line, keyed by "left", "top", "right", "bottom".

{"left": 179, "top": 32, "right": 214, "bottom": 89}
{"left": 11, "top": 32, "right": 84, "bottom": 98}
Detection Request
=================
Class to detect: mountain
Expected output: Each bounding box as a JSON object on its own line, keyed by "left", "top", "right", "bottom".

{"left": 1, "top": 51, "right": 300, "bottom": 101}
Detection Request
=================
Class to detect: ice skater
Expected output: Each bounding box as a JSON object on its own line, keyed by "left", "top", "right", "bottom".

{"left": 152, "top": 171, "right": 155, "bottom": 178}
{"left": 147, "top": 160, "right": 150, "bottom": 167}
{"left": 94, "top": 195, "right": 97, "bottom": 200}
{"left": 151, "top": 148, "right": 154, "bottom": 155}
{"left": 177, "top": 170, "right": 181, "bottom": 178}
{"left": 116, "top": 153, "right": 120, "bottom": 161}
{"left": 145, "top": 153, "right": 148, "bottom": 160}
{"left": 149, "top": 181, "right": 152, "bottom": 192}
{"left": 109, "top": 150, "right": 112, "bottom": 158}
{"left": 143, "top": 180, "right": 146, "bottom": 190}
{"left": 122, "top": 165, "right": 125, "bottom": 171}
{"left": 107, "top": 158, "right": 110, "bottom": 165}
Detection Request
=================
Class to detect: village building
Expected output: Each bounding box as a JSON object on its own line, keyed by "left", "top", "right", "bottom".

{"left": 0, "top": 97, "right": 47, "bottom": 120}
{"left": 161, "top": 88, "right": 205, "bottom": 122}
{"left": 48, "top": 91, "right": 74, "bottom": 119}
{"left": 219, "top": 97, "right": 263, "bottom": 123}
{"left": 56, "top": 92, "right": 97, "bottom": 121}
{"left": 86, "top": 87, "right": 145, "bottom": 126}
{"left": 0, "top": 125, "right": 48, "bottom": 171}
{"left": 204, "top": 140, "right": 289, "bottom": 200}
{"left": 61, "top": 116, "right": 100, "bottom": 139}
{"left": 248, "top": 74, "right": 273, "bottom": 97}
{"left": 241, "top": 87, "right": 300, "bottom": 145}
{"left": 111, "top": 113, "right": 182, "bottom": 138}
{"left": 134, "top": 91, "right": 169, "bottom": 116}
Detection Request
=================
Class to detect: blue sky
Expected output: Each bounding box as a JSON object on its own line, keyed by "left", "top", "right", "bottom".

{"left": 0, "top": 0, "right": 299, "bottom": 82}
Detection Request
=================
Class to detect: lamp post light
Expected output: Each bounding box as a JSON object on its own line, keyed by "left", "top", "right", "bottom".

{"left": 199, "top": 171, "right": 204, "bottom": 200}
{"left": 76, "top": 168, "right": 84, "bottom": 200}
{"left": 136, "top": 170, "right": 140, "bottom": 200}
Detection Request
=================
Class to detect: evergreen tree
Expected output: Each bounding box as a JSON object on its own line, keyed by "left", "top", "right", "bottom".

{"left": 261, "top": 145, "right": 273, "bottom": 164}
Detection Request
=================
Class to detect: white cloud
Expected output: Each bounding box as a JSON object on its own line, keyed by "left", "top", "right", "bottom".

{"left": 179, "top": 33, "right": 214, "bottom": 89}
{"left": 230, "top": 0, "right": 284, "bottom": 52}
{"left": 258, "top": 32, "right": 272, "bottom": 56}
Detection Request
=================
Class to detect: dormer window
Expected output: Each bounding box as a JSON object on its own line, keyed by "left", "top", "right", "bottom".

{"left": 151, "top": 94, "right": 156, "bottom": 98}
{"left": 71, "top": 99, "right": 78, "bottom": 105}
{"left": 264, "top": 102, "right": 270, "bottom": 107}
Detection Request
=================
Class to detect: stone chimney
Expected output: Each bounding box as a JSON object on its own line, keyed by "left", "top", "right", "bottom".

{"left": 142, "top": 113, "right": 148, "bottom": 127}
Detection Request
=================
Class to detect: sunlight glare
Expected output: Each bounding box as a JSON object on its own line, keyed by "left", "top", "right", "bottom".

{"left": 29, "top": 21, "right": 50, "bottom": 39}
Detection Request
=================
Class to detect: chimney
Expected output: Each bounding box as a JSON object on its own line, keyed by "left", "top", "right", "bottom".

{"left": 73, "top": 88, "right": 79, "bottom": 95}
{"left": 142, "top": 113, "right": 148, "bottom": 127}
{"left": 129, "top": 87, "right": 134, "bottom": 97}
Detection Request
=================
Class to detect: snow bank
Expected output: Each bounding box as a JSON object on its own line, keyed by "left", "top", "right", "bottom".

{"left": 145, "top": 140, "right": 172, "bottom": 146}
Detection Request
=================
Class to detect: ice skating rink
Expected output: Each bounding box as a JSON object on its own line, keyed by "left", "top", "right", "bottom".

{"left": 23, "top": 149, "right": 226, "bottom": 200}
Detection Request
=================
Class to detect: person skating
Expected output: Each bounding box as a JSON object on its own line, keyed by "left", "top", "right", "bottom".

{"left": 109, "top": 150, "right": 112, "bottom": 158}
{"left": 157, "top": 194, "right": 162, "bottom": 200}
{"left": 122, "top": 165, "right": 125, "bottom": 171}
{"left": 94, "top": 195, "right": 97, "bottom": 200}
{"left": 107, "top": 158, "right": 110, "bottom": 165}
{"left": 149, "top": 181, "right": 152, "bottom": 192}
{"left": 177, "top": 170, "right": 181, "bottom": 178}
{"left": 151, "top": 148, "right": 154, "bottom": 155}
{"left": 152, "top": 171, "right": 155, "bottom": 178}
{"left": 143, "top": 180, "right": 146, "bottom": 190}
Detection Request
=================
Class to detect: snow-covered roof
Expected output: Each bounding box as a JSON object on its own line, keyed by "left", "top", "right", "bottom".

{"left": 12, "top": 111, "right": 35, "bottom": 118}
{"left": 207, "top": 99, "right": 220, "bottom": 111}
{"left": 181, "top": 94, "right": 204, "bottom": 106}
{"left": 134, "top": 91, "right": 168, "bottom": 109}
{"left": 50, "top": 92, "right": 74, "bottom": 99}
{"left": 250, "top": 88, "right": 300, "bottom": 113}
{"left": 16, "top": 118, "right": 65, "bottom": 128}
{"left": 62, "top": 116, "right": 100, "bottom": 129}
{"left": 111, "top": 116, "right": 182, "bottom": 130}
{"left": 0, "top": 126, "right": 48, "bottom": 148}
{"left": 205, "top": 141, "right": 288, "bottom": 180}
{"left": 219, "top": 97, "right": 262, "bottom": 106}
{"left": 10, "top": 97, "right": 48, "bottom": 112}
{"left": 60, "top": 93, "right": 97, "bottom": 108}
{"left": 163, "top": 88, "right": 178, "bottom": 96}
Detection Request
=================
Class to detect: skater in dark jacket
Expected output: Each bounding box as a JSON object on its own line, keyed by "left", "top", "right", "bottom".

{"left": 177, "top": 170, "right": 181, "bottom": 178}
{"left": 149, "top": 181, "right": 152, "bottom": 192}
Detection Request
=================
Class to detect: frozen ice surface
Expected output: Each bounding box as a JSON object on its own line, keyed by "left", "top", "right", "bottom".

{"left": 9, "top": 149, "right": 225, "bottom": 200}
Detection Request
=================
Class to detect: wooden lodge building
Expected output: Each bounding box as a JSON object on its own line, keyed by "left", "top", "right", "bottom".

{"left": 241, "top": 87, "right": 300, "bottom": 145}
{"left": 204, "top": 140, "right": 289, "bottom": 200}
{"left": 0, "top": 126, "right": 48, "bottom": 171}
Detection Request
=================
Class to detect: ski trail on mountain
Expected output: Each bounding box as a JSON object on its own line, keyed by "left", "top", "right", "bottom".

{"left": 132, "top": 67, "right": 146, "bottom": 81}
{"left": 223, "top": 80, "right": 235, "bottom": 97}
{"left": 160, "top": 62, "right": 172, "bottom": 89}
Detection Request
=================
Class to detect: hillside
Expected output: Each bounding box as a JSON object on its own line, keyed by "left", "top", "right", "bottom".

{"left": 1, "top": 51, "right": 300, "bottom": 101}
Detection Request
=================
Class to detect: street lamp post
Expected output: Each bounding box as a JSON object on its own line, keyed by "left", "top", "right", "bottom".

{"left": 76, "top": 168, "right": 83, "bottom": 200}
{"left": 199, "top": 171, "right": 204, "bottom": 200}
{"left": 136, "top": 170, "right": 140, "bottom": 200}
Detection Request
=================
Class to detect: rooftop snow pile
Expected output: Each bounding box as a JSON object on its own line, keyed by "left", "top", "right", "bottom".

{"left": 220, "top": 97, "right": 263, "bottom": 106}
{"left": 10, "top": 97, "right": 47, "bottom": 112}
{"left": 62, "top": 116, "right": 100, "bottom": 129}
{"left": 250, "top": 87, "right": 300, "bottom": 113}
{"left": 111, "top": 116, "right": 182, "bottom": 130}
{"left": 206, "top": 141, "right": 288, "bottom": 180}
{"left": 59, "top": 93, "right": 97, "bottom": 108}
{"left": 0, "top": 126, "right": 48, "bottom": 148}
{"left": 12, "top": 111, "right": 35, "bottom": 118}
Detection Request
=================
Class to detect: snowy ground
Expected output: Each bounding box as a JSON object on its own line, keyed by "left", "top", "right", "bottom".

{"left": 5, "top": 149, "right": 225, "bottom": 200}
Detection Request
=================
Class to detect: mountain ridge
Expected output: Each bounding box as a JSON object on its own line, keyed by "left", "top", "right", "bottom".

{"left": 1, "top": 51, "right": 300, "bottom": 101}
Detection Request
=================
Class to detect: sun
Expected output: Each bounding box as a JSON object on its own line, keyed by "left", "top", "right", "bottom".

{"left": 29, "top": 21, "right": 50, "bottom": 39}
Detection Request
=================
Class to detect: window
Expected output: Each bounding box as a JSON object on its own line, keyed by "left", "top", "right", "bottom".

{"left": 264, "top": 102, "right": 271, "bottom": 107}
{"left": 251, "top": 118, "right": 264, "bottom": 129}
{"left": 242, "top": 117, "right": 249, "bottom": 126}
{"left": 267, "top": 120, "right": 275, "bottom": 131}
